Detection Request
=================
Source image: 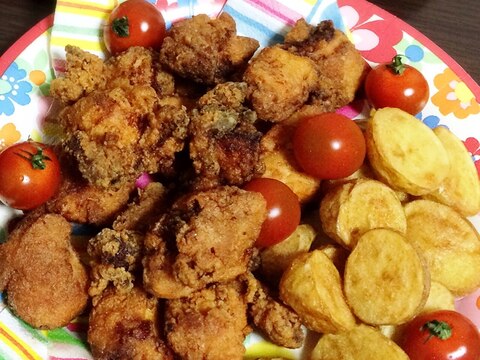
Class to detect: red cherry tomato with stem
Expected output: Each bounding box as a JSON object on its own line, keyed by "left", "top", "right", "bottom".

{"left": 292, "top": 112, "right": 366, "bottom": 180}
{"left": 244, "top": 178, "right": 301, "bottom": 248}
{"left": 0, "top": 141, "right": 61, "bottom": 210}
{"left": 399, "top": 310, "right": 480, "bottom": 360}
{"left": 104, "top": 0, "right": 166, "bottom": 54}
{"left": 364, "top": 54, "right": 429, "bottom": 115}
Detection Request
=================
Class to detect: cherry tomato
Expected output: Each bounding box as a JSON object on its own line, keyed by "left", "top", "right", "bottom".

{"left": 244, "top": 178, "right": 301, "bottom": 248}
{"left": 0, "top": 141, "right": 61, "bottom": 210}
{"left": 104, "top": 0, "right": 166, "bottom": 55}
{"left": 292, "top": 112, "right": 366, "bottom": 179}
{"left": 399, "top": 310, "right": 480, "bottom": 360}
{"left": 364, "top": 54, "right": 429, "bottom": 115}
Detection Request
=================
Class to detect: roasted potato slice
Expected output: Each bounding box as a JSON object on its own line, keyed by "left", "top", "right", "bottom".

{"left": 311, "top": 324, "right": 408, "bottom": 360}
{"left": 421, "top": 281, "right": 455, "bottom": 314}
{"left": 423, "top": 126, "right": 480, "bottom": 216}
{"left": 320, "top": 179, "right": 407, "bottom": 249}
{"left": 260, "top": 224, "right": 316, "bottom": 281}
{"left": 344, "top": 228, "right": 429, "bottom": 325}
{"left": 261, "top": 124, "right": 321, "bottom": 203}
{"left": 366, "top": 107, "right": 449, "bottom": 195}
{"left": 379, "top": 281, "right": 455, "bottom": 342}
{"left": 279, "top": 250, "right": 356, "bottom": 334}
{"left": 404, "top": 199, "right": 480, "bottom": 296}
{"left": 318, "top": 244, "right": 349, "bottom": 274}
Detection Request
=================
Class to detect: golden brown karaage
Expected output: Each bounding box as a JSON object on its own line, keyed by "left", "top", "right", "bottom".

{"left": 160, "top": 13, "right": 259, "bottom": 85}
{"left": 143, "top": 186, "right": 266, "bottom": 297}
{"left": 189, "top": 82, "right": 265, "bottom": 190}
{"left": 88, "top": 286, "right": 173, "bottom": 360}
{"left": 165, "top": 280, "right": 251, "bottom": 360}
{"left": 0, "top": 213, "right": 88, "bottom": 329}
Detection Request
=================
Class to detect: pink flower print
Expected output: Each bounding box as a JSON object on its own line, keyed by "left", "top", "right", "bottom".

{"left": 340, "top": 1, "right": 403, "bottom": 63}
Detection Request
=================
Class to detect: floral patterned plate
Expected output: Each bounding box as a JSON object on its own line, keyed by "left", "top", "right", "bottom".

{"left": 0, "top": 0, "right": 479, "bottom": 359}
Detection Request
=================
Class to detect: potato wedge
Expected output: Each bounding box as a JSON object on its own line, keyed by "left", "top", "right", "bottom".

{"left": 344, "top": 228, "right": 429, "bottom": 325}
{"left": 279, "top": 250, "right": 356, "bottom": 334}
{"left": 366, "top": 107, "right": 449, "bottom": 195}
{"left": 318, "top": 244, "right": 349, "bottom": 275}
{"left": 379, "top": 281, "right": 455, "bottom": 342}
{"left": 423, "top": 126, "right": 480, "bottom": 216}
{"left": 320, "top": 179, "right": 407, "bottom": 249}
{"left": 261, "top": 124, "right": 321, "bottom": 203}
{"left": 310, "top": 324, "right": 409, "bottom": 360}
{"left": 421, "top": 281, "right": 455, "bottom": 314}
{"left": 404, "top": 199, "right": 480, "bottom": 296}
{"left": 260, "top": 223, "right": 316, "bottom": 281}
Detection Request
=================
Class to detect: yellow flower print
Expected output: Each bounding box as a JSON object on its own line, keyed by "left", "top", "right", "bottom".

{"left": 431, "top": 68, "right": 480, "bottom": 119}
{"left": 0, "top": 123, "right": 21, "bottom": 150}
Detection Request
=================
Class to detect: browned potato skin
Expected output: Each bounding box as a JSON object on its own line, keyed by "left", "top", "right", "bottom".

{"left": 344, "top": 228, "right": 430, "bottom": 325}
{"left": 320, "top": 179, "right": 407, "bottom": 249}
{"left": 279, "top": 250, "right": 356, "bottom": 334}
{"left": 260, "top": 224, "right": 316, "bottom": 282}
{"left": 311, "top": 324, "right": 409, "bottom": 360}
{"left": 405, "top": 199, "right": 480, "bottom": 296}
{"left": 366, "top": 108, "right": 449, "bottom": 196}
{"left": 423, "top": 126, "right": 480, "bottom": 217}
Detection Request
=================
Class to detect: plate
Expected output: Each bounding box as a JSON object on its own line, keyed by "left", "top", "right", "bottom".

{"left": 0, "top": 0, "right": 480, "bottom": 359}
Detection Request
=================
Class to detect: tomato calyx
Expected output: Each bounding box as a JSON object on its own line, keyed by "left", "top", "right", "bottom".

{"left": 112, "top": 16, "right": 130, "bottom": 38}
{"left": 388, "top": 54, "right": 407, "bottom": 75}
{"left": 15, "top": 146, "right": 52, "bottom": 170}
{"left": 421, "top": 320, "right": 452, "bottom": 343}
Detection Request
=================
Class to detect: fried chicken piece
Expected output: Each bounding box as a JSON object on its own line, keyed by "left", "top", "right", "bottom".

{"left": 56, "top": 83, "right": 189, "bottom": 188}
{"left": 282, "top": 19, "right": 368, "bottom": 113}
{"left": 143, "top": 186, "right": 267, "bottom": 297}
{"left": 160, "top": 13, "right": 259, "bottom": 85}
{"left": 143, "top": 229, "right": 197, "bottom": 299}
{"left": 88, "top": 228, "right": 144, "bottom": 296}
{"left": 244, "top": 273, "right": 305, "bottom": 349}
{"left": 104, "top": 46, "right": 156, "bottom": 88}
{"left": 165, "top": 280, "right": 251, "bottom": 360}
{"left": 88, "top": 286, "right": 173, "bottom": 360}
{"left": 50, "top": 46, "right": 175, "bottom": 103}
{"left": 50, "top": 45, "right": 107, "bottom": 103}
{"left": 46, "top": 158, "right": 134, "bottom": 226}
{"left": 243, "top": 46, "right": 319, "bottom": 122}
{"left": 138, "top": 102, "right": 190, "bottom": 178}
{"left": 0, "top": 213, "right": 88, "bottom": 329}
{"left": 261, "top": 124, "right": 321, "bottom": 203}
{"left": 189, "top": 82, "right": 265, "bottom": 190}
{"left": 112, "top": 182, "right": 168, "bottom": 232}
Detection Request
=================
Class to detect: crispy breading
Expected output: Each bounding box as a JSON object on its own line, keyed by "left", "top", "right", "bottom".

{"left": 244, "top": 46, "right": 319, "bottom": 122}
{"left": 50, "top": 45, "right": 107, "bottom": 103}
{"left": 143, "top": 186, "right": 266, "bottom": 296}
{"left": 0, "top": 213, "right": 88, "bottom": 329}
{"left": 159, "top": 13, "right": 259, "bottom": 85}
{"left": 50, "top": 46, "right": 176, "bottom": 103}
{"left": 88, "top": 286, "right": 173, "bottom": 360}
{"left": 46, "top": 158, "right": 134, "bottom": 226}
{"left": 104, "top": 46, "right": 156, "bottom": 88}
{"left": 143, "top": 229, "right": 197, "bottom": 299}
{"left": 245, "top": 273, "right": 305, "bottom": 349}
{"left": 283, "top": 19, "right": 368, "bottom": 113}
{"left": 165, "top": 280, "right": 251, "bottom": 360}
{"left": 112, "top": 182, "right": 168, "bottom": 232}
{"left": 88, "top": 228, "right": 144, "bottom": 296}
{"left": 189, "top": 82, "right": 265, "bottom": 190}
{"left": 56, "top": 83, "right": 189, "bottom": 188}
